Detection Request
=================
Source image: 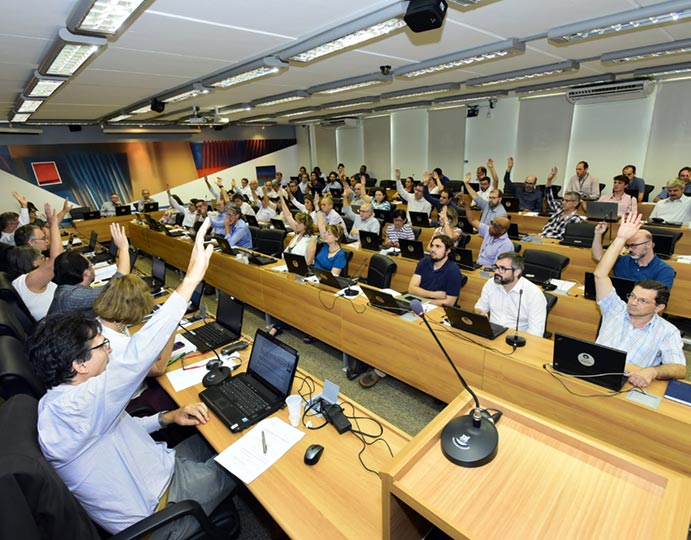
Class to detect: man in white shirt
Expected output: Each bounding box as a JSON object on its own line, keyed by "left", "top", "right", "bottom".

{"left": 0, "top": 192, "right": 31, "bottom": 245}
{"left": 342, "top": 187, "right": 380, "bottom": 241}
{"left": 167, "top": 185, "right": 202, "bottom": 229}
{"left": 474, "top": 252, "right": 547, "bottom": 337}
{"left": 394, "top": 168, "right": 432, "bottom": 222}
{"left": 100, "top": 193, "right": 122, "bottom": 217}
{"left": 317, "top": 193, "right": 346, "bottom": 230}
{"left": 566, "top": 161, "right": 600, "bottom": 200}
{"left": 650, "top": 178, "right": 691, "bottom": 223}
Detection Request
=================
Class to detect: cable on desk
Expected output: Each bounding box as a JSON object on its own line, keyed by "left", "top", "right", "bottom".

{"left": 541, "top": 363, "right": 645, "bottom": 398}
{"left": 432, "top": 319, "right": 513, "bottom": 356}
{"left": 340, "top": 401, "right": 394, "bottom": 475}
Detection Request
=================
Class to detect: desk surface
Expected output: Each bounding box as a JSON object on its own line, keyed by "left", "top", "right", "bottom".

{"left": 158, "top": 339, "right": 410, "bottom": 540}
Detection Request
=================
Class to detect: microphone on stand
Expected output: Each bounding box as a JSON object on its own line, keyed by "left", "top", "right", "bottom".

{"left": 505, "top": 289, "right": 526, "bottom": 348}
{"left": 343, "top": 255, "right": 369, "bottom": 298}
{"left": 410, "top": 299, "right": 499, "bottom": 468}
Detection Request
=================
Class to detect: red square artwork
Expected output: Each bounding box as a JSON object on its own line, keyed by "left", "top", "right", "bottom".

{"left": 31, "top": 161, "right": 62, "bottom": 186}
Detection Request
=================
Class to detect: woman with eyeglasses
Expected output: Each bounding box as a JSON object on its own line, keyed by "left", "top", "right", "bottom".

{"left": 278, "top": 187, "right": 317, "bottom": 264}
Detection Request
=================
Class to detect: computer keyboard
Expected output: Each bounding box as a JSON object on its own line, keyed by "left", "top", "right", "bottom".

{"left": 219, "top": 380, "right": 269, "bottom": 415}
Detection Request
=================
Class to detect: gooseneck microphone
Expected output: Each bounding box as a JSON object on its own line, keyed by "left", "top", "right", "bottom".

{"left": 410, "top": 299, "right": 499, "bottom": 467}
{"left": 505, "top": 289, "right": 526, "bottom": 348}
{"left": 343, "top": 255, "right": 369, "bottom": 298}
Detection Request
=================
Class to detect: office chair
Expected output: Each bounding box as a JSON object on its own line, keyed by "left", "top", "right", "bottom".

{"left": 379, "top": 180, "right": 395, "bottom": 189}
{"left": 522, "top": 249, "right": 570, "bottom": 284}
{"left": 643, "top": 184, "right": 655, "bottom": 202}
{"left": 0, "top": 394, "right": 241, "bottom": 540}
{"left": 342, "top": 216, "right": 354, "bottom": 235}
{"left": 0, "top": 271, "right": 36, "bottom": 334}
{"left": 248, "top": 225, "right": 260, "bottom": 249}
{"left": 365, "top": 178, "right": 376, "bottom": 188}
{"left": 543, "top": 292, "right": 558, "bottom": 339}
{"left": 0, "top": 243, "right": 13, "bottom": 272}
{"left": 412, "top": 226, "right": 422, "bottom": 240}
{"left": 255, "top": 228, "right": 287, "bottom": 257}
{"left": 0, "top": 335, "right": 46, "bottom": 400}
{"left": 642, "top": 226, "right": 682, "bottom": 258}
{"left": 0, "top": 299, "right": 27, "bottom": 342}
{"left": 362, "top": 254, "right": 397, "bottom": 289}
{"left": 512, "top": 242, "right": 522, "bottom": 253}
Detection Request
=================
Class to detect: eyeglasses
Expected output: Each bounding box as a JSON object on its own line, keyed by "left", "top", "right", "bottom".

{"left": 488, "top": 196, "right": 500, "bottom": 200}
{"left": 31, "top": 236, "right": 48, "bottom": 242}
{"left": 626, "top": 293, "right": 654, "bottom": 305}
{"left": 491, "top": 264, "right": 515, "bottom": 273}
{"left": 624, "top": 240, "right": 649, "bottom": 249}
{"left": 562, "top": 198, "right": 577, "bottom": 203}
{"left": 490, "top": 221, "right": 506, "bottom": 229}
{"left": 89, "top": 337, "right": 110, "bottom": 351}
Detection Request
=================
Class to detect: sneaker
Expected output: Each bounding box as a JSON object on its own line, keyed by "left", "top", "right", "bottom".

{"left": 268, "top": 325, "right": 283, "bottom": 338}
{"left": 359, "top": 370, "right": 382, "bottom": 388}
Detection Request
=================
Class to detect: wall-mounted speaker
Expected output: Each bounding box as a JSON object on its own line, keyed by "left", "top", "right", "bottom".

{"left": 404, "top": 0, "right": 448, "bottom": 33}
{"left": 150, "top": 98, "right": 165, "bottom": 113}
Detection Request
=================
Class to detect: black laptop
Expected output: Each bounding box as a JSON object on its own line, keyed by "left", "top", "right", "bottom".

{"left": 399, "top": 239, "right": 425, "bottom": 260}
{"left": 552, "top": 333, "right": 628, "bottom": 392}
{"left": 244, "top": 214, "right": 259, "bottom": 227}
{"left": 360, "top": 284, "right": 415, "bottom": 314}
{"left": 71, "top": 230, "right": 98, "bottom": 254}
{"left": 90, "top": 237, "right": 116, "bottom": 264}
{"left": 184, "top": 291, "right": 244, "bottom": 353}
{"left": 143, "top": 202, "right": 159, "bottom": 212}
{"left": 238, "top": 249, "right": 276, "bottom": 266}
{"left": 503, "top": 197, "right": 520, "bottom": 213}
{"left": 507, "top": 223, "right": 520, "bottom": 240}
{"left": 560, "top": 222, "right": 596, "bottom": 247}
{"left": 140, "top": 255, "right": 166, "bottom": 295}
{"left": 443, "top": 305, "right": 507, "bottom": 340}
{"left": 583, "top": 272, "right": 635, "bottom": 301}
{"left": 449, "top": 248, "right": 481, "bottom": 271}
{"left": 586, "top": 201, "right": 619, "bottom": 222}
{"left": 312, "top": 267, "right": 355, "bottom": 290}
{"left": 215, "top": 236, "right": 237, "bottom": 255}
{"left": 283, "top": 252, "right": 313, "bottom": 277}
{"left": 82, "top": 210, "right": 101, "bottom": 221}
{"left": 270, "top": 218, "right": 287, "bottom": 231}
{"left": 373, "top": 209, "right": 392, "bottom": 222}
{"left": 115, "top": 205, "right": 132, "bottom": 216}
{"left": 199, "top": 328, "right": 299, "bottom": 433}
{"left": 359, "top": 230, "right": 381, "bottom": 251}
{"left": 409, "top": 211, "right": 431, "bottom": 228}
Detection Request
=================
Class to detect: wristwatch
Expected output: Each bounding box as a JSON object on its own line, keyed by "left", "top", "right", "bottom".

{"left": 158, "top": 410, "right": 169, "bottom": 429}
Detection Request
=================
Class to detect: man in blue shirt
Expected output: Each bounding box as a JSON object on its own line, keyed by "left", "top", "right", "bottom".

{"left": 622, "top": 164, "right": 646, "bottom": 203}
{"left": 408, "top": 234, "right": 463, "bottom": 307}
{"left": 592, "top": 225, "right": 675, "bottom": 289}
{"left": 224, "top": 206, "right": 252, "bottom": 248}
{"left": 502, "top": 157, "right": 553, "bottom": 212}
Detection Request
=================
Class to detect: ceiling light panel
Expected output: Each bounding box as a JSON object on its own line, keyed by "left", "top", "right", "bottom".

{"left": 24, "top": 71, "right": 68, "bottom": 98}
{"left": 514, "top": 74, "right": 615, "bottom": 95}
{"left": 220, "top": 103, "right": 253, "bottom": 114}
{"left": 548, "top": 0, "right": 691, "bottom": 44}
{"left": 633, "top": 61, "right": 691, "bottom": 77}
{"left": 108, "top": 114, "right": 133, "bottom": 122}
{"left": 382, "top": 83, "right": 461, "bottom": 100}
{"left": 16, "top": 98, "right": 44, "bottom": 114}
{"left": 309, "top": 73, "right": 392, "bottom": 95}
{"left": 396, "top": 39, "right": 525, "bottom": 78}
{"left": 434, "top": 90, "right": 508, "bottom": 105}
{"left": 68, "top": 0, "right": 150, "bottom": 35}
{"left": 161, "top": 83, "right": 212, "bottom": 104}
{"left": 252, "top": 91, "right": 310, "bottom": 107}
{"left": 601, "top": 38, "right": 691, "bottom": 64}
{"left": 205, "top": 57, "right": 288, "bottom": 89}
{"left": 276, "top": 107, "right": 321, "bottom": 118}
{"left": 11, "top": 113, "right": 31, "bottom": 123}
{"left": 39, "top": 29, "right": 107, "bottom": 77}
{"left": 321, "top": 96, "right": 380, "bottom": 110}
{"left": 465, "top": 61, "right": 579, "bottom": 87}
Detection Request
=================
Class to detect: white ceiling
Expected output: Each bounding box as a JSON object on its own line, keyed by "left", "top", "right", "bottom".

{"left": 2, "top": 0, "right": 691, "bottom": 126}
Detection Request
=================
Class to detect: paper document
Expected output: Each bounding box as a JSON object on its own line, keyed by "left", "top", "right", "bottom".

{"left": 549, "top": 279, "right": 576, "bottom": 292}
{"left": 215, "top": 417, "right": 304, "bottom": 484}
{"left": 166, "top": 352, "right": 240, "bottom": 392}
{"left": 271, "top": 264, "right": 288, "bottom": 272}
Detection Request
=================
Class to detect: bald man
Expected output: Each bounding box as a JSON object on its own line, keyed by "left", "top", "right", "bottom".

{"left": 502, "top": 157, "right": 544, "bottom": 212}
{"left": 463, "top": 198, "right": 514, "bottom": 266}
{"left": 592, "top": 225, "right": 675, "bottom": 289}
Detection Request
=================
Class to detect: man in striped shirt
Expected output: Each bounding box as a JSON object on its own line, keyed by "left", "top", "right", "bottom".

{"left": 593, "top": 212, "right": 685, "bottom": 388}
{"left": 539, "top": 172, "right": 584, "bottom": 240}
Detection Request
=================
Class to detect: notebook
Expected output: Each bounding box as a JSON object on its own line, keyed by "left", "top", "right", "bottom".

{"left": 399, "top": 239, "right": 425, "bottom": 260}
{"left": 560, "top": 222, "right": 596, "bottom": 247}
{"left": 507, "top": 223, "right": 520, "bottom": 240}
{"left": 373, "top": 209, "right": 392, "bottom": 222}
{"left": 449, "top": 248, "right": 481, "bottom": 271}
{"left": 215, "top": 236, "right": 237, "bottom": 255}
{"left": 71, "top": 231, "right": 98, "bottom": 254}
{"left": 552, "top": 333, "right": 627, "bottom": 392}
{"left": 283, "top": 252, "right": 313, "bottom": 277}
{"left": 199, "top": 328, "right": 299, "bottom": 433}
{"left": 140, "top": 255, "right": 166, "bottom": 294}
{"left": 663, "top": 380, "right": 691, "bottom": 407}
{"left": 143, "top": 202, "right": 159, "bottom": 212}
{"left": 648, "top": 233, "right": 675, "bottom": 259}
{"left": 270, "top": 218, "right": 287, "bottom": 231}
{"left": 583, "top": 272, "right": 635, "bottom": 301}
{"left": 183, "top": 291, "right": 244, "bottom": 352}
{"left": 82, "top": 210, "right": 101, "bottom": 221}
{"left": 239, "top": 249, "right": 276, "bottom": 266}
{"left": 244, "top": 214, "right": 259, "bottom": 227}
{"left": 359, "top": 230, "right": 381, "bottom": 251}
{"left": 502, "top": 197, "right": 520, "bottom": 213}
{"left": 115, "top": 205, "right": 131, "bottom": 216}
{"left": 442, "top": 305, "right": 507, "bottom": 340}
{"left": 409, "top": 211, "right": 431, "bottom": 228}
{"left": 586, "top": 201, "right": 619, "bottom": 222}
{"left": 312, "top": 267, "right": 354, "bottom": 290}
{"left": 360, "top": 285, "right": 414, "bottom": 314}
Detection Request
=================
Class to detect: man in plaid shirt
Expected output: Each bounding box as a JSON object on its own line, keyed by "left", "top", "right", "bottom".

{"left": 539, "top": 167, "right": 584, "bottom": 239}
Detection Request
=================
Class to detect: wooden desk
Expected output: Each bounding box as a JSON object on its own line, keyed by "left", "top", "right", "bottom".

{"left": 158, "top": 352, "right": 410, "bottom": 540}
{"left": 381, "top": 392, "right": 691, "bottom": 539}
{"left": 75, "top": 211, "right": 163, "bottom": 242}
{"left": 130, "top": 224, "right": 691, "bottom": 476}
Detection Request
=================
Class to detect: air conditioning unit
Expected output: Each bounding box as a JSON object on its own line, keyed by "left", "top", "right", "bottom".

{"left": 319, "top": 117, "right": 360, "bottom": 128}
{"left": 566, "top": 80, "right": 655, "bottom": 104}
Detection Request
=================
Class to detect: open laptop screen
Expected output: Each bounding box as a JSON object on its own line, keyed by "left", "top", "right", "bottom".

{"left": 248, "top": 329, "right": 299, "bottom": 396}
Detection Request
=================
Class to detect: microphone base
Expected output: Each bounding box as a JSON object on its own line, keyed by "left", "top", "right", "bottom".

{"left": 342, "top": 288, "right": 359, "bottom": 297}
{"left": 441, "top": 414, "right": 498, "bottom": 468}
{"left": 505, "top": 334, "right": 526, "bottom": 348}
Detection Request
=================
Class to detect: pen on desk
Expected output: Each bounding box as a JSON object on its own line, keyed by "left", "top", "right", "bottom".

{"left": 262, "top": 430, "right": 267, "bottom": 454}
{"left": 168, "top": 352, "right": 186, "bottom": 366}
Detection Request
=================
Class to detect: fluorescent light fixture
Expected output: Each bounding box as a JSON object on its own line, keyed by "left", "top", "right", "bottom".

{"left": 237, "top": 115, "right": 276, "bottom": 123}
{"left": 519, "top": 92, "right": 567, "bottom": 101}
{"left": 433, "top": 90, "right": 508, "bottom": 105}
{"left": 67, "top": 0, "right": 151, "bottom": 36}
{"left": 161, "top": 83, "right": 213, "bottom": 104}
{"left": 16, "top": 96, "right": 44, "bottom": 114}
{"left": 280, "top": 3, "right": 408, "bottom": 63}
{"left": 310, "top": 72, "right": 392, "bottom": 95}
{"left": 205, "top": 57, "right": 288, "bottom": 89}
{"left": 633, "top": 61, "right": 691, "bottom": 78}
{"left": 548, "top": 0, "right": 691, "bottom": 44}
{"left": 0, "top": 126, "right": 44, "bottom": 134}
{"left": 38, "top": 28, "right": 107, "bottom": 77}
{"left": 321, "top": 96, "right": 380, "bottom": 110}
{"left": 382, "top": 82, "right": 461, "bottom": 100}
{"left": 129, "top": 104, "right": 153, "bottom": 114}
{"left": 252, "top": 90, "right": 310, "bottom": 108}
{"left": 219, "top": 103, "right": 253, "bottom": 115}
{"left": 514, "top": 74, "right": 615, "bottom": 95}
{"left": 102, "top": 127, "right": 201, "bottom": 134}
{"left": 24, "top": 71, "right": 68, "bottom": 98}
{"left": 288, "top": 116, "right": 324, "bottom": 125}
{"left": 371, "top": 100, "right": 432, "bottom": 114}
{"left": 107, "top": 114, "right": 133, "bottom": 122}
{"left": 396, "top": 38, "right": 525, "bottom": 78}
{"left": 601, "top": 38, "right": 691, "bottom": 64}
{"left": 234, "top": 121, "right": 277, "bottom": 127}
{"left": 10, "top": 112, "right": 31, "bottom": 123}
{"left": 465, "top": 60, "right": 578, "bottom": 87}
{"left": 447, "top": 0, "right": 493, "bottom": 6}
{"left": 275, "top": 107, "right": 321, "bottom": 118}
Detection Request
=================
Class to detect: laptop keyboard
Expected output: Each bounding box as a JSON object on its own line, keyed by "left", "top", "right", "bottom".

{"left": 219, "top": 379, "right": 270, "bottom": 415}
{"left": 193, "top": 323, "right": 234, "bottom": 345}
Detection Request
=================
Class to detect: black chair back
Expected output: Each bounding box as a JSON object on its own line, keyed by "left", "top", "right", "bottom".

{"left": 0, "top": 299, "right": 27, "bottom": 342}
{"left": 255, "top": 228, "right": 287, "bottom": 257}
{"left": 0, "top": 335, "right": 45, "bottom": 399}
{"left": 543, "top": 292, "right": 559, "bottom": 339}
{"left": 523, "top": 249, "right": 570, "bottom": 283}
{"left": 366, "top": 254, "right": 397, "bottom": 289}
{"left": 0, "top": 243, "right": 13, "bottom": 272}
{"left": 0, "top": 272, "right": 36, "bottom": 333}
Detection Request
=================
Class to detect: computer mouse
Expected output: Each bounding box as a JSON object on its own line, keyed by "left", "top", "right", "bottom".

{"left": 304, "top": 444, "right": 324, "bottom": 466}
{"left": 542, "top": 281, "right": 557, "bottom": 292}
{"left": 202, "top": 366, "right": 230, "bottom": 388}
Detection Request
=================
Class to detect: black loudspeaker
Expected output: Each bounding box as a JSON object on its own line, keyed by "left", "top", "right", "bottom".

{"left": 150, "top": 98, "right": 165, "bottom": 113}
{"left": 68, "top": 125, "right": 82, "bottom": 132}
{"left": 404, "top": 0, "right": 448, "bottom": 33}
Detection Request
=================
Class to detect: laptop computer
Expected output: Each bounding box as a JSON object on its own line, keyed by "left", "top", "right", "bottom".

{"left": 199, "top": 328, "right": 299, "bottom": 433}
{"left": 270, "top": 218, "right": 287, "bottom": 231}
{"left": 238, "top": 249, "right": 276, "bottom": 266}
{"left": 244, "top": 214, "right": 259, "bottom": 227}
{"left": 449, "top": 248, "right": 481, "bottom": 271}
{"left": 560, "top": 222, "right": 596, "bottom": 247}
{"left": 399, "top": 239, "right": 425, "bottom": 260}
{"left": 360, "top": 284, "right": 415, "bottom": 314}
{"left": 443, "top": 305, "right": 507, "bottom": 340}
{"left": 586, "top": 201, "right": 619, "bottom": 222}
{"left": 115, "top": 205, "right": 132, "bottom": 216}
{"left": 143, "top": 202, "right": 159, "bottom": 212}
{"left": 140, "top": 255, "right": 166, "bottom": 295}
{"left": 283, "top": 252, "right": 313, "bottom": 277}
{"left": 69, "top": 206, "right": 90, "bottom": 220}
{"left": 503, "top": 197, "right": 520, "bottom": 213}
{"left": 373, "top": 209, "right": 392, "bottom": 222}
{"left": 184, "top": 291, "right": 244, "bottom": 353}
{"left": 522, "top": 265, "right": 560, "bottom": 285}
{"left": 71, "top": 231, "right": 98, "bottom": 254}
{"left": 214, "top": 236, "right": 236, "bottom": 256}
{"left": 82, "top": 210, "right": 101, "bottom": 221}
{"left": 648, "top": 218, "right": 682, "bottom": 228}
{"left": 552, "top": 333, "right": 627, "bottom": 392}
{"left": 409, "top": 211, "right": 431, "bottom": 228}
{"left": 507, "top": 223, "right": 520, "bottom": 240}
{"left": 90, "top": 237, "right": 117, "bottom": 264}
{"left": 359, "top": 230, "right": 381, "bottom": 251}
{"left": 583, "top": 272, "right": 635, "bottom": 301}
{"left": 312, "top": 267, "right": 355, "bottom": 290}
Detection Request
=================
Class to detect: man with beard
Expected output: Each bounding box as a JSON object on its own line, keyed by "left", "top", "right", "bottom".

{"left": 591, "top": 225, "right": 674, "bottom": 289}
{"left": 474, "top": 252, "right": 546, "bottom": 337}
{"left": 461, "top": 198, "right": 514, "bottom": 266}
{"left": 501, "top": 157, "right": 549, "bottom": 212}
{"left": 463, "top": 174, "right": 507, "bottom": 225}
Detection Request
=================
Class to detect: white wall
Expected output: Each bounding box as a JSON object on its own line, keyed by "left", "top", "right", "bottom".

{"left": 391, "top": 109, "right": 429, "bottom": 181}
{"left": 335, "top": 125, "right": 364, "bottom": 174}
{"left": 363, "top": 116, "right": 391, "bottom": 180}
{"left": 313, "top": 126, "right": 337, "bottom": 172}
{"left": 428, "top": 107, "right": 466, "bottom": 180}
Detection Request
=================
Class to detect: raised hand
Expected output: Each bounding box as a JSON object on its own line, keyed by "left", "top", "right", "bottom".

{"left": 507, "top": 157, "right": 514, "bottom": 170}
{"left": 616, "top": 212, "right": 642, "bottom": 241}
{"left": 594, "top": 222, "right": 608, "bottom": 235}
